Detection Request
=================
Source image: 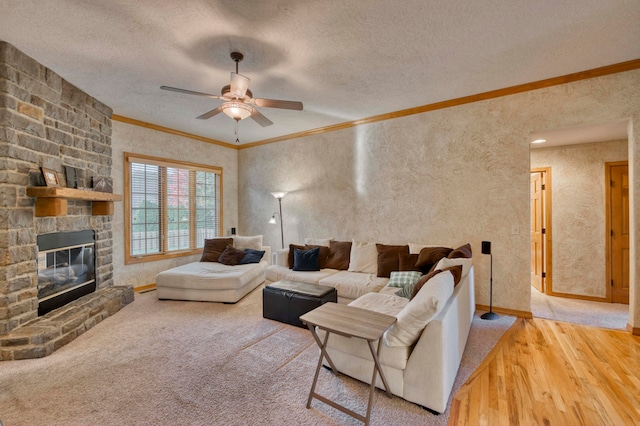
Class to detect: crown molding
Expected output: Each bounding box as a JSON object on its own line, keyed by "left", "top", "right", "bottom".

{"left": 240, "top": 58, "right": 640, "bottom": 149}
{"left": 112, "top": 115, "right": 238, "bottom": 150}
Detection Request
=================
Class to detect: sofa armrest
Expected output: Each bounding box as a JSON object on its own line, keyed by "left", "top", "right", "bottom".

{"left": 402, "top": 267, "right": 475, "bottom": 412}
{"left": 274, "top": 248, "right": 290, "bottom": 267}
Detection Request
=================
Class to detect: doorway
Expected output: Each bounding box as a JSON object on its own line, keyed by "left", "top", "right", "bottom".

{"left": 530, "top": 168, "right": 551, "bottom": 294}
{"left": 529, "top": 162, "right": 629, "bottom": 329}
{"left": 606, "top": 162, "right": 630, "bottom": 304}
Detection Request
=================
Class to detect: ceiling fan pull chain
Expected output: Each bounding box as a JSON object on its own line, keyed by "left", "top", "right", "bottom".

{"left": 235, "top": 120, "right": 240, "bottom": 144}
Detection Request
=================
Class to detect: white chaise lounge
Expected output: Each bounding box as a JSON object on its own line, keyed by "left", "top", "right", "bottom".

{"left": 156, "top": 236, "right": 270, "bottom": 303}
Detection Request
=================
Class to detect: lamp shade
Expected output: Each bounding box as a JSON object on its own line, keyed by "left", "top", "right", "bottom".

{"left": 271, "top": 192, "right": 287, "bottom": 199}
{"left": 230, "top": 72, "right": 250, "bottom": 98}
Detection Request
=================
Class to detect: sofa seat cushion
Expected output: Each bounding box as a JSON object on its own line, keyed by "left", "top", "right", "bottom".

{"left": 318, "top": 293, "right": 410, "bottom": 370}
{"left": 320, "top": 329, "right": 411, "bottom": 370}
{"left": 156, "top": 261, "right": 266, "bottom": 291}
{"left": 318, "top": 271, "right": 389, "bottom": 300}
{"left": 264, "top": 265, "right": 338, "bottom": 284}
{"left": 348, "top": 292, "right": 408, "bottom": 316}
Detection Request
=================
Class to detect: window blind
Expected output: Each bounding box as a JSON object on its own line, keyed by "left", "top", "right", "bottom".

{"left": 125, "top": 153, "right": 222, "bottom": 263}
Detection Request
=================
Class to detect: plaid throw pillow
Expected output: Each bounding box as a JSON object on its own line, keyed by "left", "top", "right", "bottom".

{"left": 387, "top": 271, "right": 422, "bottom": 288}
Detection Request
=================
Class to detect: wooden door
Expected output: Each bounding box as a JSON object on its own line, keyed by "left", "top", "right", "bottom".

{"left": 609, "top": 163, "right": 629, "bottom": 304}
{"left": 531, "top": 171, "right": 545, "bottom": 292}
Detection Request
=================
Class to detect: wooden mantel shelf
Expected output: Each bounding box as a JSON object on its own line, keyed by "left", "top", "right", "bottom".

{"left": 27, "top": 187, "right": 123, "bottom": 217}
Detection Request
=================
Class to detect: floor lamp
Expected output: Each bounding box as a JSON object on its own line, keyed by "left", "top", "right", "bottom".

{"left": 481, "top": 241, "right": 499, "bottom": 320}
{"left": 268, "top": 192, "right": 287, "bottom": 249}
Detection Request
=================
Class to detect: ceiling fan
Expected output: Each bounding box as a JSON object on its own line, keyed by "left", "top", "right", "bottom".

{"left": 161, "top": 52, "right": 303, "bottom": 142}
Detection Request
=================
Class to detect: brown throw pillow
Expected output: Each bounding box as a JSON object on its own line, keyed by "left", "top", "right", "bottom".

{"left": 415, "top": 247, "right": 453, "bottom": 273}
{"left": 309, "top": 245, "right": 330, "bottom": 269}
{"left": 218, "top": 245, "right": 246, "bottom": 266}
{"left": 288, "top": 244, "right": 329, "bottom": 269}
{"left": 410, "top": 265, "right": 464, "bottom": 299}
{"left": 288, "top": 244, "right": 305, "bottom": 269}
{"left": 200, "top": 238, "right": 234, "bottom": 262}
{"left": 325, "top": 240, "right": 352, "bottom": 270}
{"left": 376, "top": 244, "right": 409, "bottom": 278}
{"left": 410, "top": 269, "right": 444, "bottom": 300}
{"left": 398, "top": 253, "right": 420, "bottom": 272}
{"left": 448, "top": 243, "right": 472, "bottom": 259}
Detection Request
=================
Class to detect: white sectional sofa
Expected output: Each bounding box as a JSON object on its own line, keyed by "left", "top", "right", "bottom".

{"left": 264, "top": 240, "right": 475, "bottom": 413}
{"left": 156, "top": 236, "right": 271, "bottom": 303}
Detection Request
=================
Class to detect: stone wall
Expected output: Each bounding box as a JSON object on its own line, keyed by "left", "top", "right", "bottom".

{"left": 0, "top": 41, "right": 115, "bottom": 335}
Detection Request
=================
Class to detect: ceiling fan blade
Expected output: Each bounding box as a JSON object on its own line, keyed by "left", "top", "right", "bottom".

{"left": 230, "top": 73, "right": 250, "bottom": 98}
{"left": 249, "top": 108, "right": 273, "bottom": 127}
{"left": 251, "top": 98, "right": 303, "bottom": 111}
{"left": 196, "top": 105, "right": 225, "bottom": 120}
{"left": 160, "top": 86, "right": 223, "bottom": 100}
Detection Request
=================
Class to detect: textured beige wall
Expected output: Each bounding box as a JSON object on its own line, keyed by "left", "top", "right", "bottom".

{"left": 111, "top": 121, "right": 238, "bottom": 288}
{"left": 239, "top": 69, "right": 640, "bottom": 317}
{"left": 531, "top": 140, "right": 628, "bottom": 298}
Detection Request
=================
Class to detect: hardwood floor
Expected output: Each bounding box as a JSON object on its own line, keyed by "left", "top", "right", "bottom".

{"left": 449, "top": 318, "right": 640, "bottom": 425}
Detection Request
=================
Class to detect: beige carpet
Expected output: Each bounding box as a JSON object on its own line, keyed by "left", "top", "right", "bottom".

{"left": 531, "top": 287, "right": 629, "bottom": 330}
{"left": 0, "top": 286, "right": 515, "bottom": 425}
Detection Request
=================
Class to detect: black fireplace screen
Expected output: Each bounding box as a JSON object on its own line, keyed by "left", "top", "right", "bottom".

{"left": 37, "top": 230, "right": 96, "bottom": 315}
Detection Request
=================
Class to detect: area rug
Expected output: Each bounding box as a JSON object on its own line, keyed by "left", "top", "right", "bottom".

{"left": 0, "top": 286, "right": 515, "bottom": 425}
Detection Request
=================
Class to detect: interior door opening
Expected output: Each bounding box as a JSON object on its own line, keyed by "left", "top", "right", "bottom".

{"left": 531, "top": 168, "right": 550, "bottom": 294}
{"left": 607, "top": 162, "right": 629, "bottom": 304}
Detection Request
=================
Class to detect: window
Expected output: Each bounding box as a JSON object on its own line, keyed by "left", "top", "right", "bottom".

{"left": 125, "top": 153, "right": 222, "bottom": 264}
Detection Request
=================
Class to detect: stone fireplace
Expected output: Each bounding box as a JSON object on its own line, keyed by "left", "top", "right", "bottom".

{"left": 0, "top": 42, "right": 133, "bottom": 360}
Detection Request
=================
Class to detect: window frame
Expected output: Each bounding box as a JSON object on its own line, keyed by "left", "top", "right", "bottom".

{"left": 124, "top": 152, "right": 223, "bottom": 264}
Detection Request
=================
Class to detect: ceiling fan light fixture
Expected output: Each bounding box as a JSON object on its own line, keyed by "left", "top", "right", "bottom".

{"left": 221, "top": 102, "right": 252, "bottom": 120}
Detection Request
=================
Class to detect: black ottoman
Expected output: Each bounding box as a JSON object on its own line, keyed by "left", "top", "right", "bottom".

{"left": 263, "top": 280, "right": 338, "bottom": 328}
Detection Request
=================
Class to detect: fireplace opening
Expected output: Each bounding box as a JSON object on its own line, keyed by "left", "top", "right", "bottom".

{"left": 37, "top": 230, "right": 96, "bottom": 316}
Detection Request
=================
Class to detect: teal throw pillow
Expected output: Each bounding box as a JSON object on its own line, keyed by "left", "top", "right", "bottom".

{"left": 238, "top": 249, "right": 265, "bottom": 264}
{"left": 395, "top": 285, "right": 415, "bottom": 299}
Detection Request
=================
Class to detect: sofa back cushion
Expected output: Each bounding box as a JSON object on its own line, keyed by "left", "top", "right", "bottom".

{"left": 435, "top": 257, "right": 473, "bottom": 279}
{"left": 325, "top": 240, "right": 352, "bottom": 270}
{"left": 384, "top": 270, "right": 455, "bottom": 347}
{"left": 232, "top": 235, "right": 263, "bottom": 250}
{"left": 304, "top": 237, "right": 333, "bottom": 246}
{"left": 348, "top": 240, "right": 378, "bottom": 274}
{"left": 409, "top": 265, "right": 462, "bottom": 299}
{"left": 200, "top": 238, "right": 234, "bottom": 262}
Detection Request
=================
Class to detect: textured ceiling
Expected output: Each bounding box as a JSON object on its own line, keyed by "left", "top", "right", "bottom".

{"left": 1, "top": 1, "right": 639, "bottom": 145}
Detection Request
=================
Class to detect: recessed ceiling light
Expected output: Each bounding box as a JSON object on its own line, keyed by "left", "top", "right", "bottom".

{"left": 531, "top": 139, "right": 547, "bottom": 144}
